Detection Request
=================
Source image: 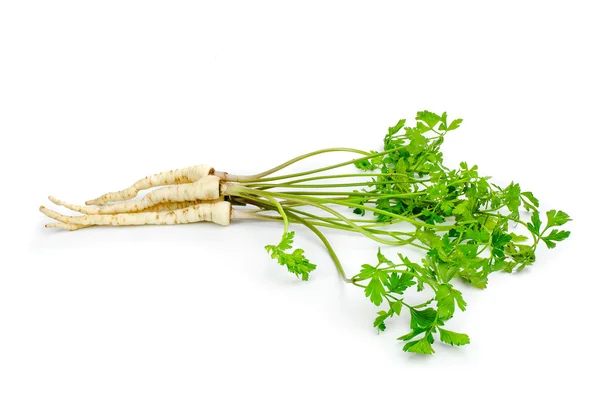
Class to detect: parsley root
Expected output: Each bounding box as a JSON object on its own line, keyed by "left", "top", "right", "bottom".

{"left": 48, "top": 196, "right": 223, "bottom": 215}
{"left": 44, "top": 197, "right": 224, "bottom": 230}
{"left": 40, "top": 110, "right": 571, "bottom": 355}
{"left": 86, "top": 164, "right": 214, "bottom": 205}
{"left": 40, "top": 201, "right": 231, "bottom": 226}
{"left": 91, "top": 175, "right": 221, "bottom": 214}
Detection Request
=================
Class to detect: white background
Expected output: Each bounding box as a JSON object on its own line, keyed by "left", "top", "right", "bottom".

{"left": 1, "top": 1, "right": 598, "bottom": 396}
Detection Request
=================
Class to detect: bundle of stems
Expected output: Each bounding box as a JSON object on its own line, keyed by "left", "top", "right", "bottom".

{"left": 40, "top": 111, "right": 571, "bottom": 354}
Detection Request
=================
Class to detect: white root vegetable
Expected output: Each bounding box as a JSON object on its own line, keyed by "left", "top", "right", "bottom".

{"left": 45, "top": 222, "right": 89, "bottom": 231}
{"left": 40, "top": 201, "right": 232, "bottom": 227}
{"left": 86, "top": 164, "right": 214, "bottom": 205}
{"left": 48, "top": 196, "right": 224, "bottom": 215}
{"left": 44, "top": 197, "right": 226, "bottom": 231}
{"left": 89, "top": 175, "right": 222, "bottom": 214}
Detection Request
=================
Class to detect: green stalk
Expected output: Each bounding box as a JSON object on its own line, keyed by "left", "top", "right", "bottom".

{"left": 245, "top": 146, "right": 411, "bottom": 183}
{"left": 226, "top": 147, "right": 370, "bottom": 182}
{"left": 236, "top": 187, "right": 452, "bottom": 231}
{"left": 286, "top": 212, "right": 351, "bottom": 282}
{"left": 246, "top": 180, "right": 423, "bottom": 189}
{"left": 263, "top": 195, "right": 289, "bottom": 235}
{"left": 238, "top": 196, "right": 351, "bottom": 282}
{"left": 247, "top": 173, "right": 431, "bottom": 187}
{"left": 232, "top": 186, "right": 401, "bottom": 245}
{"left": 252, "top": 209, "right": 426, "bottom": 249}
{"left": 272, "top": 191, "right": 424, "bottom": 197}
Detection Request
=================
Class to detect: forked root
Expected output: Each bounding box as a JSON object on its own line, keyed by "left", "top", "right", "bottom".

{"left": 49, "top": 196, "right": 224, "bottom": 215}
{"left": 40, "top": 201, "right": 232, "bottom": 227}
{"left": 87, "top": 175, "right": 222, "bottom": 214}
{"left": 86, "top": 164, "right": 214, "bottom": 205}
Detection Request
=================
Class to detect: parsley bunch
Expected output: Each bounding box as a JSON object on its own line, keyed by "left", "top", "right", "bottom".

{"left": 228, "top": 111, "right": 571, "bottom": 354}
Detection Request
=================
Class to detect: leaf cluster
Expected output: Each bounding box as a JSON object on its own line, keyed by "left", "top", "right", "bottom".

{"left": 348, "top": 111, "right": 572, "bottom": 353}
{"left": 265, "top": 232, "right": 317, "bottom": 281}
{"left": 352, "top": 250, "right": 469, "bottom": 354}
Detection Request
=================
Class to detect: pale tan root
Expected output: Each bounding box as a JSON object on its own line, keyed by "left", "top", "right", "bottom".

{"left": 45, "top": 197, "right": 225, "bottom": 231}
{"left": 48, "top": 196, "right": 224, "bottom": 215}
{"left": 90, "top": 175, "right": 221, "bottom": 214}
{"left": 40, "top": 201, "right": 231, "bottom": 227}
{"left": 45, "top": 222, "right": 89, "bottom": 231}
{"left": 86, "top": 164, "right": 214, "bottom": 205}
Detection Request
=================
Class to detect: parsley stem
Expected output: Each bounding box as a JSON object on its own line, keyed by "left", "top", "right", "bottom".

{"left": 250, "top": 190, "right": 453, "bottom": 230}
{"left": 282, "top": 208, "right": 426, "bottom": 248}
{"left": 286, "top": 212, "right": 351, "bottom": 282}
{"left": 234, "top": 186, "right": 401, "bottom": 245}
{"left": 227, "top": 147, "right": 371, "bottom": 182}
{"left": 238, "top": 195, "right": 351, "bottom": 281}
{"left": 252, "top": 212, "right": 428, "bottom": 249}
{"left": 246, "top": 180, "right": 426, "bottom": 189}
{"left": 263, "top": 195, "right": 289, "bottom": 235}
{"left": 272, "top": 191, "right": 425, "bottom": 197}
{"left": 249, "top": 173, "right": 430, "bottom": 186}
{"left": 247, "top": 146, "right": 411, "bottom": 183}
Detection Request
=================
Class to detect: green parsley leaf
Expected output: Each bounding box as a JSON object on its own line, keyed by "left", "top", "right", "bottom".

{"left": 526, "top": 210, "right": 542, "bottom": 235}
{"left": 541, "top": 229, "right": 571, "bottom": 248}
{"left": 546, "top": 210, "right": 572, "bottom": 227}
{"left": 373, "top": 310, "right": 390, "bottom": 331}
{"left": 354, "top": 158, "right": 376, "bottom": 171}
{"left": 365, "top": 274, "right": 388, "bottom": 306}
{"left": 438, "top": 328, "right": 470, "bottom": 346}
{"left": 388, "top": 119, "right": 406, "bottom": 136}
{"left": 410, "top": 308, "right": 437, "bottom": 329}
{"left": 386, "top": 272, "right": 416, "bottom": 295}
{"left": 265, "top": 232, "right": 317, "bottom": 281}
{"left": 521, "top": 191, "right": 540, "bottom": 210}
{"left": 376, "top": 248, "right": 393, "bottom": 266}
{"left": 503, "top": 182, "right": 521, "bottom": 214}
{"left": 390, "top": 300, "right": 403, "bottom": 315}
{"left": 491, "top": 230, "right": 512, "bottom": 259}
{"left": 403, "top": 337, "right": 435, "bottom": 354}
{"left": 436, "top": 284, "right": 467, "bottom": 321}
{"left": 397, "top": 327, "right": 427, "bottom": 341}
{"left": 357, "top": 264, "right": 377, "bottom": 279}
{"left": 416, "top": 110, "right": 441, "bottom": 129}
{"left": 446, "top": 118, "right": 463, "bottom": 131}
